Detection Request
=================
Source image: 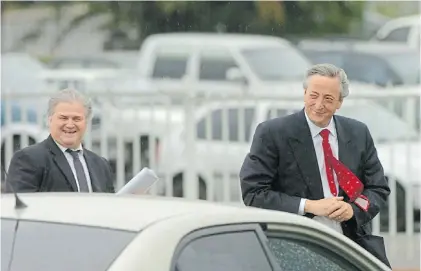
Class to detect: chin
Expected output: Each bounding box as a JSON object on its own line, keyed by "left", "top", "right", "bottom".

{"left": 60, "top": 136, "right": 78, "bottom": 146}
{"left": 310, "top": 115, "right": 329, "bottom": 127}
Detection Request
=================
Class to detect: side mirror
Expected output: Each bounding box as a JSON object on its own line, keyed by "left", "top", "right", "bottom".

{"left": 225, "top": 67, "right": 248, "bottom": 85}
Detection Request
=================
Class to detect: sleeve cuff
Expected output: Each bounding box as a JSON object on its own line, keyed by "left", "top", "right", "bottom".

{"left": 298, "top": 198, "right": 307, "bottom": 215}
{"left": 354, "top": 195, "right": 370, "bottom": 212}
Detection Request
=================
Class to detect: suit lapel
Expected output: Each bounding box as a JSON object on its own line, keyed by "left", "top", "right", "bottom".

{"left": 334, "top": 116, "right": 353, "bottom": 198}
{"left": 83, "top": 150, "right": 103, "bottom": 192}
{"left": 287, "top": 109, "right": 324, "bottom": 199}
{"left": 46, "top": 136, "right": 78, "bottom": 192}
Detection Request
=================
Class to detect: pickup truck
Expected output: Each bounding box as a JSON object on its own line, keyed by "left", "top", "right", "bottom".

{"left": 41, "top": 32, "right": 314, "bottom": 95}
{"left": 136, "top": 32, "right": 312, "bottom": 93}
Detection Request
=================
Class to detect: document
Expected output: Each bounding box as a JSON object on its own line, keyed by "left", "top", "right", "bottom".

{"left": 116, "top": 167, "right": 159, "bottom": 195}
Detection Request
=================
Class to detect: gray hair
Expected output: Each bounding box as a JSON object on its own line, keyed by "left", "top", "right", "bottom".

{"left": 303, "top": 63, "right": 350, "bottom": 99}
{"left": 47, "top": 88, "right": 92, "bottom": 119}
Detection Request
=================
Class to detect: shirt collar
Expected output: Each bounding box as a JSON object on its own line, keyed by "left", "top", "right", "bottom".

{"left": 54, "top": 139, "right": 83, "bottom": 154}
{"left": 304, "top": 110, "right": 336, "bottom": 139}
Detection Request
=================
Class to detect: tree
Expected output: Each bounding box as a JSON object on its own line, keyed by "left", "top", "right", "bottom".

{"left": 3, "top": 1, "right": 364, "bottom": 51}
{"left": 282, "top": 1, "right": 365, "bottom": 36}
{"left": 93, "top": 1, "right": 363, "bottom": 49}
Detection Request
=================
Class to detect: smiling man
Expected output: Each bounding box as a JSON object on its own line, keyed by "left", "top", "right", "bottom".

{"left": 240, "top": 63, "right": 391, "bottom": 267}
{"left": 5, "top": 88, "right": 115, "bottom": 193}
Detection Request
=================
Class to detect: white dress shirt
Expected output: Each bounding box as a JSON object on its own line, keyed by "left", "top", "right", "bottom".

{"left": 298, "top": 112, "right": 343, "bottom": 234}
{"left": 54, "top": 141, "right": 93, "bottom": 193}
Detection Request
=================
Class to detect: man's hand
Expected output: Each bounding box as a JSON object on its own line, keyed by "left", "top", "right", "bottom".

{"left": 304, "top": 197, "right": 344, "bottom": 217}
{"left": 328, "top": 201, "right": 354, "bottom": 222}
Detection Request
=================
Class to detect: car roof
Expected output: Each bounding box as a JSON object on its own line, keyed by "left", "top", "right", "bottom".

{"left": 143, "top": 32, "right": 292, "bottom": 49}
{"left": 298, "top": 40, "right": 417, "bottom": 55}
{"left": 0, "top": 193, "right": 314, "bottom": 232}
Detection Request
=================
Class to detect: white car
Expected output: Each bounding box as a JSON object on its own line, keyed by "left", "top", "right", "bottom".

{"left": 156, "top": 98, "right": 420, "bottom": 231}
{"left": 1, "top": 193, "right": 391, "bottom": 271}
{"left": 372, "top": 15, "right": 420, "bottom": 48}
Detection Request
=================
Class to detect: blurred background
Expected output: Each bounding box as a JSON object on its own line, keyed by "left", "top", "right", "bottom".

{"left": 1, "top": 1, "right": 420, "bottom": 269}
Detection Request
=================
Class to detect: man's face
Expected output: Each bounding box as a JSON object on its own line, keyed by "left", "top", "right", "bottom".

{"left": 304, "top": 75, "right": 342, "bottom": 127}
{"left": 48, "top": 101, "right": 87, "bottom": 149}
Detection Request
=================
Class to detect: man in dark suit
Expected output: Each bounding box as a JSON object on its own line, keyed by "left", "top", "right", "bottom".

{"left": 240, "top": 63, "right": 391, "bottom": 267}
{"left": 6, "top": 88, "right": 115, "bottom": 193}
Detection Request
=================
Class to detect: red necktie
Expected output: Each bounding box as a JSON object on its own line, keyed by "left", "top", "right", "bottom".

{"left": 320, "top": 129, "right": 368, "bottom": 211}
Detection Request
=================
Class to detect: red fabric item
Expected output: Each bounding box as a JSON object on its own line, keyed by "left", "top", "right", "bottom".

{"left": 320, "top": 129, "right": 365, "bottom": 203}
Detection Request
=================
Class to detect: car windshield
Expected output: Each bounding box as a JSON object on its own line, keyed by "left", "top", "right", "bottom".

{"left": 241, "top": 47, "right": 311, "bottom": 81}
{"left": 337, "top": 101, "right": 419, "bottom": 142}
{"left": 385, "top": 52, "right": 420, "bottom": 85}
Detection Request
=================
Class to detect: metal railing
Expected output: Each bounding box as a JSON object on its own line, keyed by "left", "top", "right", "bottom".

{"left": 1, "top": 87, "right": 420, "bottom": 237}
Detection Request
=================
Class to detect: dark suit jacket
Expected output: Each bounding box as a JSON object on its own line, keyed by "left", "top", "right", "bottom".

{"left": 5, "top": 135, "right": 115, "bottom": 193}
{"left": 240, "top": 109, "right": 391, "bottom": 267}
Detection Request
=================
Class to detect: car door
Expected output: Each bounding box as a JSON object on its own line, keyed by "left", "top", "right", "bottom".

{"left": 262, "top": 223, "right": 388, "bottom": 271}
{"left": 171, "top": 223, "right": 281, "bottom": 271}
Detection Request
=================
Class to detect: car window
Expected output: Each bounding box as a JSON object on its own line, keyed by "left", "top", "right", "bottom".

{"left": 175, "top": 231, "right": 273, "bottom": 271}
{"left": 196, "top": 108, "right": 255, "bottom": 142}
{"left": 242, "top": 47, "right": 311, "bottom": 81}
{"left": 152, "top": 54, "right": 189, "bottom": 79}
{"left": 342, "top": 54, "right": 399, "bottom": 86}
{"left": 199, "top": 49, "right": 239, "bottom": 81}
{"left": 8, "top": 220, "right": 137, "bottom": 271}
{"left": 267, "top": 236, "right": 359, "bottom": 271}
{"left": 1, "top": 218, "right": 16, "bottom": 271}
{"left": 380, "top": 26, "right": 411, "bottom": 42}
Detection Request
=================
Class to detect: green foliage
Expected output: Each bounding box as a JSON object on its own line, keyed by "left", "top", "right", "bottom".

{"left": 283, "top": 1, "right": 365, "bottom": 35}
{"left": 3, "top": 1, "right": 365, "bottom": 50}
{"left": 99, "top": 1, "right": 364, "bottom": 42}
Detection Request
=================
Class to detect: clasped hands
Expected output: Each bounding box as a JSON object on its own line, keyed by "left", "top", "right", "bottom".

{"left": 304, "top": 196, "right": 353, "bottom": 222}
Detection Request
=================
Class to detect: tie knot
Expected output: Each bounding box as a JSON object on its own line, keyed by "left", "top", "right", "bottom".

{"left": 320, "top": 129, "right": 330, "bottom": 141}
{"left": 66, "top": 149, "right": 80, "bottom": 159}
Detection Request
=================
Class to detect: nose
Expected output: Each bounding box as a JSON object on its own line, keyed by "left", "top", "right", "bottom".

{"left": 314, "top": 98, "right": 324, "bottom": 110}
{"left": 64, "top": 119, "right": 75, "bottom": 127}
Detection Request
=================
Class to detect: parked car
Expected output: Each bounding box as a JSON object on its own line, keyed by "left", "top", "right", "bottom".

{"left": 39, "top": 33, "right": 314, "bottom": 98}
{"left": 1, "top": 193, "right": 391, "bottom": 271}
{"left": 156, "top": 98, "right": 420, "bottom": 232}
{"left": 136, "top": 32, "right": 313, "bottom": 93}
{"left": 371, "top": 15, "right": 420, "bottom": 48}
{"left": 297, "top": 40, "right": 420, "bottom": 87}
